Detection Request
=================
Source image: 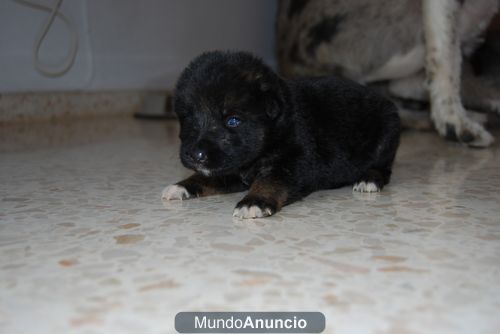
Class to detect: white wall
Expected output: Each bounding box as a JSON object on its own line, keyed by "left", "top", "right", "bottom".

{"left": 0, "top": 0, "right": 277, "bottom": 92}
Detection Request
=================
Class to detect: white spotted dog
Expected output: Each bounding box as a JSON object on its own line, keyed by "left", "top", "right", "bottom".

{"left": 277, "top": 0, "right": 500, "bottom": 147}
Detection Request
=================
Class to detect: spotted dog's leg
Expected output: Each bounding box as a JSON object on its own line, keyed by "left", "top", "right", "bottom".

{"left": 422, "top": 0, "right": 494, "bottom": 147}
{"left": 161, "top": 174, "right": 247, "bottom": 200}
{"left": 388, "top": 71, "right": 488, "bottom": 130}
{"left": 233, "top": 178, "right": 289, "bottom": 219}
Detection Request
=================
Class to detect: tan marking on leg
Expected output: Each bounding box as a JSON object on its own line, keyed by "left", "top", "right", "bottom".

{"left": 177, "top": 174, "right": 246, "bottom": 197}
{"left": 248, "top": 179, "right": 289, "bottom": 210}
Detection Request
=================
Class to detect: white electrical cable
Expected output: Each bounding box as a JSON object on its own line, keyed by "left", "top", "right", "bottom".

{"left": 13, "top": 0, "right": 78, "bottom": 77}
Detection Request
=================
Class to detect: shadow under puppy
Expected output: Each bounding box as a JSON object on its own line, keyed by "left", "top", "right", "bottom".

{"left": 162, "top": 51, "right": 400, "bottom": 219}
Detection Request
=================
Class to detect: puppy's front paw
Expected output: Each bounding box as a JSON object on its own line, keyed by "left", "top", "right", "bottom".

{"left": 233, "top": 197, "right": 275, "bottom": 219}
{"left": 161, "top": 184, "right": 191, "bottom": 200}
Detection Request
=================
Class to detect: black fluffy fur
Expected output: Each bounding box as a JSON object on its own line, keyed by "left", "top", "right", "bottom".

{"left": 169, "top": 50, "right": 400, "bottom": 218}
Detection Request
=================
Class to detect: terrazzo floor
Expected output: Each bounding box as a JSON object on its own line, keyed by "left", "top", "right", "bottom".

{"left": 1, "top": 116, "right": 500, "bottom": 334}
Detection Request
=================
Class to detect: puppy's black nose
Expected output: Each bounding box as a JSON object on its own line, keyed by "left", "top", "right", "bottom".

{"left": 193, "top": 149, "right": 207, "bottom": 163}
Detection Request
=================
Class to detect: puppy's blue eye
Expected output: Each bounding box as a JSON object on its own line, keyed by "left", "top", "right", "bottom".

{"left": 226, "top": 116, "right": 241, "bottom": 128}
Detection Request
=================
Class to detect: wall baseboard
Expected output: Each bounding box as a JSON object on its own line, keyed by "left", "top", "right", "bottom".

{"left": 0, "top": 91, "right": 164, "bottom": 123}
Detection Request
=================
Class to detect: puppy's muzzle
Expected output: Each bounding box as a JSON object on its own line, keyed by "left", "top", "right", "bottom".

{"left": 181, "top": 139, "right": 219, "bottom": 175}
{"left": 182, "top": 148, "right": 208, "bottom": 167}
{"left": 192, "top": 149, "right": 208, "bottom": 164}
{"left": 184, "top": 142, "right": 210, "bottom": 166}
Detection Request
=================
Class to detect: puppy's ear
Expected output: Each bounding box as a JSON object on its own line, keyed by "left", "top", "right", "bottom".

{"left": 241, "top": 70, "right": 283, "bottom": 119}
{"left": 257, "top": 76, "right": 271, "bottom": 93}
{"left": 264, "top": 91, "right": 281, "bottom": 120}
{"left": 262, "top": 78, "right": 285, "bottom": 120}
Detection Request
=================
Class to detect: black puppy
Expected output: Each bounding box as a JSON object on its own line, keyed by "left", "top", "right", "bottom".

{"left": 162, "top": 51, "right": 400, "bottom": 219}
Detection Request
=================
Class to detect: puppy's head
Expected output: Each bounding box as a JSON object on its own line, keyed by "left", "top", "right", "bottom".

{"left": 173, "top": 51, "right": 285, "bottom": 176}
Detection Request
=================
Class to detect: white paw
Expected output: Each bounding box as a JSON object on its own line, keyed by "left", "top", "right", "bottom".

{"left": 451, "top": 118, "right": 494, "bottom": 148}
{"left": 161, "top": 184, "right": 190, "bottom": 200}
{"left": 353, "top": 181, "right": 380, "bottom": 193}
{"left": 232, "top": 205, "right": 272, "bottom": 219}
{"left": 431, "top": 104, "right": 494, "bottom": 147}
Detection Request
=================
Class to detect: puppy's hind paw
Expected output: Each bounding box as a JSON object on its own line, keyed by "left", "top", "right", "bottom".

{"left": 353, "top": 181, "right": 380, "bottom": 193}
{"left": 233, "top": 197, "right": 275, "bottom": 219}
{"left": 161, "top": 184, "right": 190, "bottom": 200}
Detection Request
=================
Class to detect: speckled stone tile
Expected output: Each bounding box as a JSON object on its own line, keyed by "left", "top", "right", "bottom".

{"left": 1, "top": 118, "right": 500, "bottom": 334}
